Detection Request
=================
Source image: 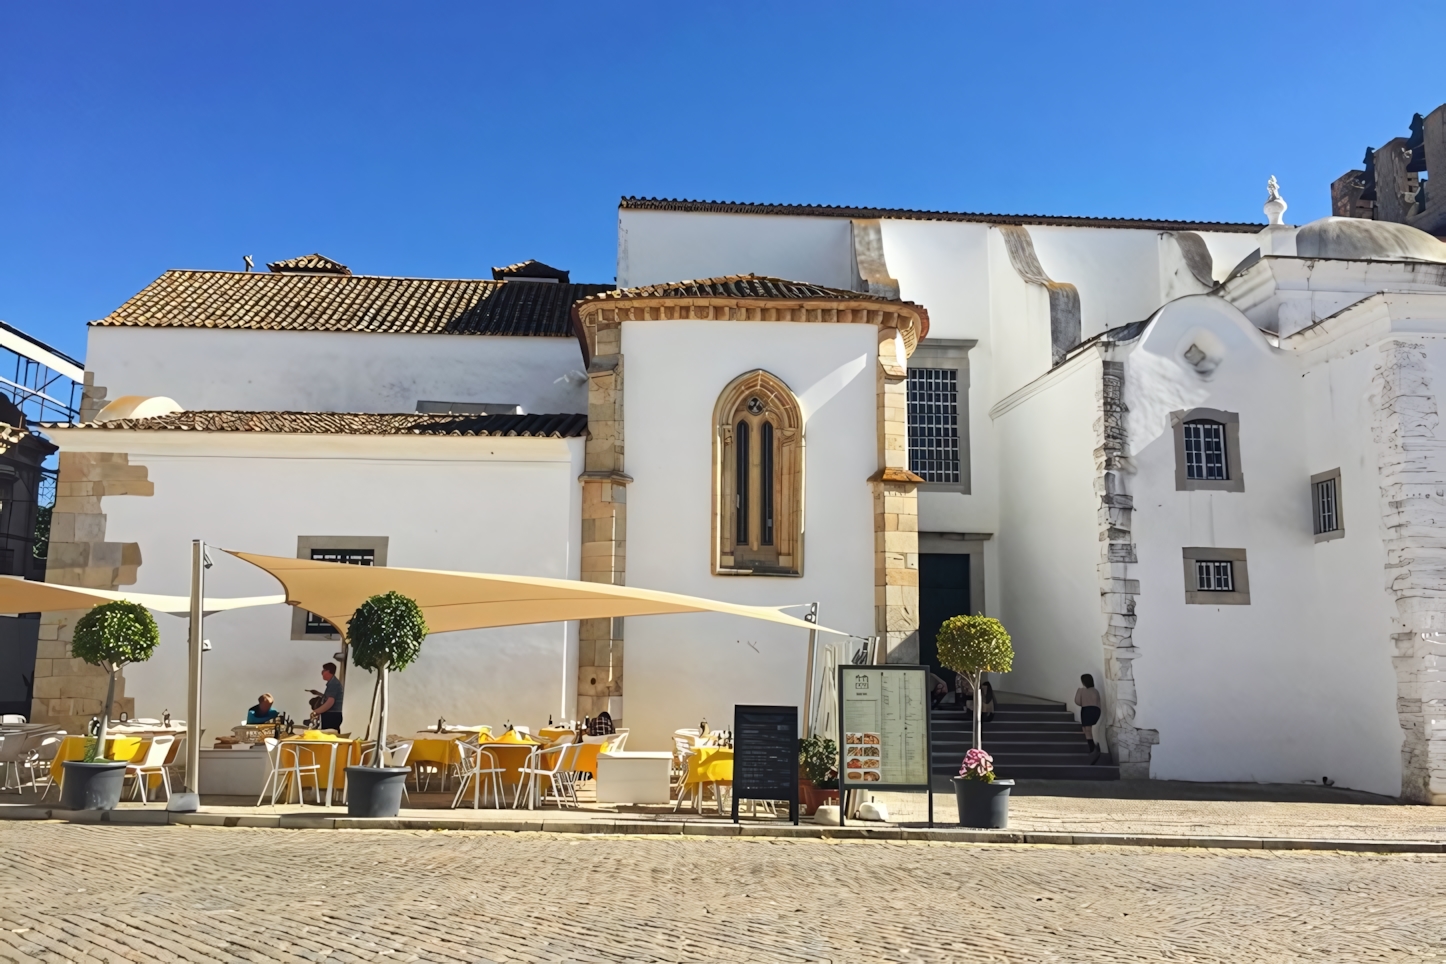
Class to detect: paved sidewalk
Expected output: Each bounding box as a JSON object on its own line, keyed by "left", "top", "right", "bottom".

{"left": 4, "top": 780, "right": 1442, "bottom": 850}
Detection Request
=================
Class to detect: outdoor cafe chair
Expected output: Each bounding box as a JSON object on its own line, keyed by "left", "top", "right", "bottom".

{"left": 1, "top": 714, "right": 25, "bottom": 725}
{"left": 0, "top": 732, "right": 29, "bottom": 791}
{"left": 515, "top": 742, "right": 583, "bottom": 810}
{"left": 258, "top": 738, "right": 323, "bottom": 806}
{"left": 451, "top": 742, "right": 507, "bottom": 809}
{"left": 125, "top": 735, "right": 174, "bottom": 802}
{"left": 22, "top": 733, "right": 63, "bottom": 791}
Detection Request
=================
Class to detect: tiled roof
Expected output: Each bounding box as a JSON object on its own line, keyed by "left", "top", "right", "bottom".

{"left": 582, "top": 274, "right": 899, "bottom": 303}
{"left": 92, "top": 271, "right": 615, "bottom": 336}
{"left": 46, "top": 410, "right": 588, "bottom": 437}
{"left": 267, "top": 253, "right": 352, "bottom": 275}
{"left": 492, "top": 260, "right": 571, "bottom": 283}
{"left": 619, "top": 196, "right": 1265, "bottom": 234}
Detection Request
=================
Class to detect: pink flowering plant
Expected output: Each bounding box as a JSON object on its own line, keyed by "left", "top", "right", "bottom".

{"left": 959, "top": 748, "right": 995, "bottom": 783}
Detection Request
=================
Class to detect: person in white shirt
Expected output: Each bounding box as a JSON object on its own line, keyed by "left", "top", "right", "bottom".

{"left": 1074, "top": 674, "right": 1102, "bottom": 759}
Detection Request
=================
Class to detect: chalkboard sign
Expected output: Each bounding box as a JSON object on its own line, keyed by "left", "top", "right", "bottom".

{"left": 731, "top": 704, "right": 799, "bottom": 824}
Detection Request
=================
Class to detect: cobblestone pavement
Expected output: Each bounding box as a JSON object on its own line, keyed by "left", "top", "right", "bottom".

{"left": 2, "top": 823, "right": 1444, "bottom": 963}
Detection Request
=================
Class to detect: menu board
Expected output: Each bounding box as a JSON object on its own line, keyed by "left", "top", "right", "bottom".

{"left": 837, "top": 666, "right": 930, "bottom": 789}
{"left": 731, "top": 705, "right": 799, "bottom": 825}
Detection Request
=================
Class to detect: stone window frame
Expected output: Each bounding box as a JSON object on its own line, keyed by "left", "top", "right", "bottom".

{"left": 1312, "top": 468, "right": 1344, "bottom": 543}
{"left": 713, "top": 370, "right": 803, "bottom": 577}
{"left": 1181, "top": 546, "right": 1250, "bottom": 605}
{"left": 908, "top": 339, "right": 975, "bottom": 494}
{"left": 290, "top": 536, "right": 390, "bottom": 639}
{"left": 1171, "top": 408, "right": 1244, "bottom": 492}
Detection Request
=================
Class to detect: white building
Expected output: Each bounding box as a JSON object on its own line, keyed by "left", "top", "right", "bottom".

{"left": 29, "top": 189, "right": 1446, "bottom": 803}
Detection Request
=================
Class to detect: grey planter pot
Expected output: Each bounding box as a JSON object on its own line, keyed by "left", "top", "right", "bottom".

{"left": 59, "top": 760, "right": 128, "bottom": 811}
{"left": 952, "top": 777, "right": 1014, "bottom": 829}
{"left": 346, "top": 766, "right": 410, "bottom": 818}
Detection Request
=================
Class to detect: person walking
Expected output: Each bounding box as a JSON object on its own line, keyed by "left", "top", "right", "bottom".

{"left": 1074, "top": 673, "right": 1102, "bottom": 761}
{"left": 308, "top": 662, "right": 344, "bottom": 732}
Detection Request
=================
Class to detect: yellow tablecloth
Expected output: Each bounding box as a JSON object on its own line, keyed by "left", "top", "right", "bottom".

{"left": 52, "top": 735, "right": 145, "bottom": 790}
{"left": 478, "top": 733, "right": 541, "bottom": 788}
{"left": 410, "top": 738, "right": 463, "bottom": 768}
{"left": 683, "top": 747, "right": 734, "bottom": 786}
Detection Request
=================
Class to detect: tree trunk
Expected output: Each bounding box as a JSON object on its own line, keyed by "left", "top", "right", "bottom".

{"left": 376, "top": 662, "right": 389, "bottom": 767}
{"left": 94, "top": 663, "right": 117, "bottom": 760}
{"left": 972, "top": 670, "right": 983, "bottom": 752}
{"left": 362, "top": 673, "right": 381, "bottom": 743}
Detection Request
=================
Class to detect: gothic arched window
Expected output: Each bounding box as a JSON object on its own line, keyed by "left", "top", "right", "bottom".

{"left": 715, "top": 371, "right": 803, "bottom": 575}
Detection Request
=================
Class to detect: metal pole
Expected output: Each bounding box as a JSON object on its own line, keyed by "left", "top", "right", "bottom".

{"left": 185, "top": 539, "right": 204, "bottom": 793}
{"left": 801, "top": 603, "right": 818, "bottom": 735}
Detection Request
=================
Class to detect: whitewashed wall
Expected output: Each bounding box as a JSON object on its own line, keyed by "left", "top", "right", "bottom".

{"left": 989, "top": 356, "right": 1110, "bottom": 719}
{"left": 86, "top": 327, "right": 588, "bottom": 415}
{"left": 1123, "top": 295, "right": 1401, "bottom": 794}
{"left": 620, "top": 320, "right": 878, "bottom": 751}
{"left": 617, "top": 210, "right": 855, "bottom": 290}
{"left": 50, "top": 430, "right": 585, "bottom": 742}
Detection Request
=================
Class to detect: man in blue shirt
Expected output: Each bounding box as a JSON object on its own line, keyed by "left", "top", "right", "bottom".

{"left": 246, "top": 693, "right": 280, "bottom": 725}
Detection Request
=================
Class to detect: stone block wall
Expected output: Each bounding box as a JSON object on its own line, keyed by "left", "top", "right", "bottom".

{"left": 30, "top": 450, "right": 151, "bottom": 735}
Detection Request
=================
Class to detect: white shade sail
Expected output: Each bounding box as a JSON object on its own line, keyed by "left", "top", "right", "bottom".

{"left": 0, "top": 576, "right": 282, "bottom": 617}
{"left": 227, "top": 550, "right": 844, "bottom": 638}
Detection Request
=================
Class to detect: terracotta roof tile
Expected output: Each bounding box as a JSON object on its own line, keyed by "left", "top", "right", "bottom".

{"left": 267, "top": 253, "right": 352, "bottom": 275}
{"left": 583, "top": 274, "right": 898, "bottom": 303}
{"left": 93, "top": 271, "right": 615, "bottom": 336}
{"left": 46, "top": 410, "right": 588, "bottom": 437}
{"left": 619, "top": 196, "right": 1265, "bottom": 234}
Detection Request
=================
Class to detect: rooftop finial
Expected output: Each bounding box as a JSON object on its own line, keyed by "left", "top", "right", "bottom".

{"left": 1264, "top": 176, "right": 1287, "bottom": 225}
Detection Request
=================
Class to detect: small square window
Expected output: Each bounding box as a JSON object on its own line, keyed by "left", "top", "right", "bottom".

{"left": 1183, "top": 421, "right": 1227, "bottom": 480}
{"left": 304, "top": 548, "right": 375, "bottom": 634}
{"left": 1195, "top": 559, "right": 1234, "bottom": 592}
{"left": 291, "top": 537, "right": 388, "bottom": 639}
{"left": 1182, "top": 547, "right": 1250, "bottom": 605}
{"left": 1312, "top": 469, "right": 1344, "bottom": 542}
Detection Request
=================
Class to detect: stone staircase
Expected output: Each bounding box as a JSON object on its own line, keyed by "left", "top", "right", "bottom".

{"left": 931, "top": 699, "right": 1120, "bottom": 781}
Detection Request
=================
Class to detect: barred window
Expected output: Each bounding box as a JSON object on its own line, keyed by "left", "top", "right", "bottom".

{"left": 1195, "top": 559, "right": 1234, "bottom": 592}
{"left": 1183, "top": 420, "right": 1227, "bottom": 480}
{"left": 1314, "top": 476, "right": 1339, "bottom": 534}
{"left": 908, "top": 368, "right": 960, "bottom": 483}
{"left": 304, "top": 548, "right": 375, "bottom": 634}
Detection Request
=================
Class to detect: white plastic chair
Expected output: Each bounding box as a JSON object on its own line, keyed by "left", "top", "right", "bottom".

{"left": 23, "top": 733, "right": 64, "bottom": 790}
{"left": 258, "top": 738, "right": 322, "bottom": 806}
{"left": 516, "top": 742, "right": 583, "bottom": 809}
{"left": 0, "top": 732, "right": 29, "bottom": 791}
{"left": 126, "top": 735, "right": 174, "bottom": 802}
{"left": 1, "top": 714, "right": 25, "bottom": 725}
{"left": 606, "top": 729, "right": 629, "bottom": 751}
{"left": 451, "top": 743, "right": 508, "bottom": 809}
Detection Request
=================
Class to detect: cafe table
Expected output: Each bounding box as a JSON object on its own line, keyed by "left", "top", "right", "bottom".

{"left": 278, "top": 732, "right": 359, "bottom": 807}
{"left": 478, "top": 731, "right": 541, "bottom": 807}
{"left": 408, "top": 729, "right": 490, "bottom": 791}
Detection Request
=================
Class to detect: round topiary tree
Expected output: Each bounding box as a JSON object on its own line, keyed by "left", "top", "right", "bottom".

{"left": 936, "top": 615, "right": 1013, "bottom": 751}
{"left": 347, "top": 591, "right": 427, "bottom": 767}
{"left": 71, "top": 600, "right": 160, "bottom": 761}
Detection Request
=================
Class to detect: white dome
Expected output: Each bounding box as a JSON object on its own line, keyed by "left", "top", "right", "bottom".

{"left": 1295, "top": 217, "right": 1446, "bottom": 263}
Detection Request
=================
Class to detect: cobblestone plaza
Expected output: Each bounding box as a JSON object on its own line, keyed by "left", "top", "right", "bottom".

{"left": 2, "top": 823, "right": 1442, "bottom": 962}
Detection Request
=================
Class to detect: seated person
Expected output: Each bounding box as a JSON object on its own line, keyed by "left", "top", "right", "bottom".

{"left": 247, "top": 693, "right": 280, "bottom": 725}
{"left": 588, "top": 710, "right": 615, "bottom": 736}
{"left": 927, "top": 672, "right": 949, "bottom": 709}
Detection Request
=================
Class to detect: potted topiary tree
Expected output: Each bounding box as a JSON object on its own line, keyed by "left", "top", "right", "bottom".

{"left": 344, "top": 591, "right": 427, "bottom": 817}
{"left": 936, "top": 614, "right": 1014, "bottom": 828}
{"left": 63, "top": 600, "right": 160, "bottom": 810}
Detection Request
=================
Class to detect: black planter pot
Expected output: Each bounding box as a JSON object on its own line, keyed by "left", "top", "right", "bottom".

{"left": 59, "top": 760, "right": 128, "bottom": 811}
{"left": 346, "top": 765, "right": 410, "bottom": 818}
{"left": 952, "top": 777, "right": 1014, "bottom": 828}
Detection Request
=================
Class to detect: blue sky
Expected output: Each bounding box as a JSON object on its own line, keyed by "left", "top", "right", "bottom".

{"left": 2, "top": 1, "right": 1440, "bottom": 359}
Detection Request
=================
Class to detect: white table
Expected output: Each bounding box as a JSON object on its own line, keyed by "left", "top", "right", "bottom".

{"left": 595, "top": 751, "right": 671, "bottom": 805}
{"left": 197, "top": 747, "right": 271, "bottom": 795}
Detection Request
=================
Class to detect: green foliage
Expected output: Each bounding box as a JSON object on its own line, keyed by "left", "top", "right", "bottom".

{"left": 936, "top": 615, "right": 1014, "bottom": 677}
{"left": 798, "top": 735, "right": 838, "bottom": 789}
{"left": 72, "top": 601, "right": 160, "bottom": 668}
{"left": 347, "top": 591, "right": 428, "bottom": 673}
{"left": 81, "top": 737, "right": 100, "bottom": 763}
{"left": 32, "top": 504, "right": 51, "bottom": 560}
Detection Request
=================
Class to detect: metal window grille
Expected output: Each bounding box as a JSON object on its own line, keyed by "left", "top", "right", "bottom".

{"left": 907, "top": 368, "right": 960, "bottom": 483}
{"left": 304, "top": 548, "right": 376, "bottom": 633}
{"left": 760, "top": 421, "right": 774, "bottom": 546}
{"left": 1314, "top": 477, "right": 1339, "bottom": 534}
{"left": 1195, "top": 559, "right": 1234, "bottom": 592}
{"left": 734, "top": 421, "right": 750, "bottom": 545}
{"left": 1183, "top": 420, "right": 1227, "bottom": 480}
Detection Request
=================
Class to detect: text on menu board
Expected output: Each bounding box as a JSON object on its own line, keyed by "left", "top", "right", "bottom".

{"left": 839, "top": 667, "right": 929, "bottom": 788}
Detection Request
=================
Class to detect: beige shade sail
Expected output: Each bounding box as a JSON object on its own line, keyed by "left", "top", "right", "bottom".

{"left": 0, "top": 575, "right": 283, "bottom": 617}
{"left": 227, "top": 550, "right": 847, "bottom": 638}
